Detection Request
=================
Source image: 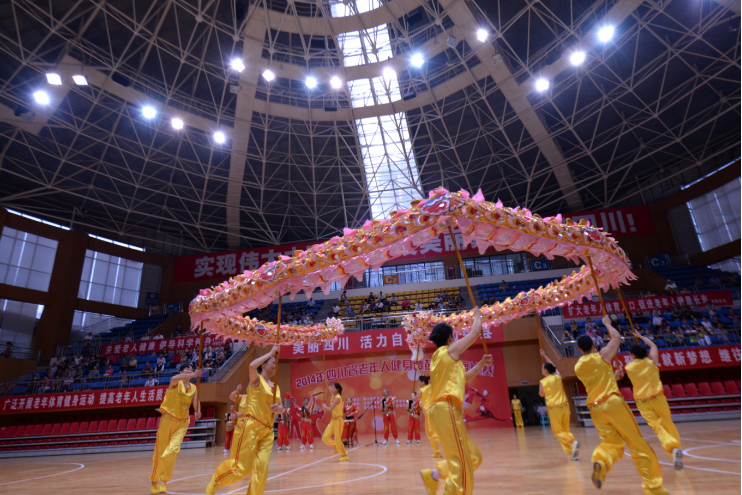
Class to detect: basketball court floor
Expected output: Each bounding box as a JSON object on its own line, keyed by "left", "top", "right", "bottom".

{"left": 1, "top": 420, "right": 738, "bottom": 494}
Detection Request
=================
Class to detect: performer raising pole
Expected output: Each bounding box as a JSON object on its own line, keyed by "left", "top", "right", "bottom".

{"left": 321, "top": 379, "right": 349, "bottom": 461}
{"left": 538, "top": 349, "right": 579, "bottom": 461}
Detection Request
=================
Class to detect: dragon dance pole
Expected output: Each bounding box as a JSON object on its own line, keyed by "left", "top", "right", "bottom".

{"left": 272, "top": 293, "right": 283, "bottom": 403}
{"left": 411, "top": 343, "right": 421, "bottom": 395}
{"left": 447, "top": 226, "right": 488, "bottom": 355}
{"left": 586, "top": 256, "right": 620, "bottom": 368}
{"left": 238, "top": 344, "right": 253, "bottom": 391}
{"left": 617, "top": 289, "right": 642, "bottom": 344}
{"left": 533, "top": 310, "right": 545, "bottom": 362}
{"left": 196, "top": 323, "right": 205, "bottom": 387}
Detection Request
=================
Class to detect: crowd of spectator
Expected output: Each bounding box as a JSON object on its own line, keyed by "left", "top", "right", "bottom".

{"left": 329, "top": 290, "right": 464, "bottom": 319}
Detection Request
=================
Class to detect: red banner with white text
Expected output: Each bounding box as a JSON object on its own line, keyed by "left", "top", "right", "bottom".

{"left": 0, "top": 386, "right": 168, "bottom": 415}
{"left": 617, "top": 345, "right": 741, "bottom": 371}
{"left": 102, "top": 336, "right": 225, "bottom": 356}
{"left": 288, "top": 346, "right": 512, "bottom": 437}
{"left": 563, "top": 205, "right": 654, "bottom": 237}
{"left": 563, "top": 291, "right": 733, "bottom": 319}
{"left": 279, "top": 326, "right": 504, "bottom": 360}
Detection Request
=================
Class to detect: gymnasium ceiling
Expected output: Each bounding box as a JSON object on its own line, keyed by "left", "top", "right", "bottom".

{"left": 0, "top": 0, "right": 739, "bottom": 255}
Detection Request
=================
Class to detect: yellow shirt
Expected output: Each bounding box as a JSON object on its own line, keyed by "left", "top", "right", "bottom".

{"left": 332, "top": 394, "right": 343, "bottom": 419}
{"left": 429, "top": 346, "right": 465, "bottom": 408}
{"left": 159, "top": 380, "right": 196, "bottom": 420}
{"left": 420, "top": 384, "right": 432, "bottom": 411}
{"left": 247, "top": 374, "right": 280, "bottom": 427}
{"left": 511, "top": 399, "right": 522, "bottom": 412}
{"left": 625, "top": 358, "right": 663, "bottom": 401}
{"left": 575, "top": 352, "right": 620, "bottom": 405}
{"left": 540, "top": 373, "right": 568, "bottom": 408}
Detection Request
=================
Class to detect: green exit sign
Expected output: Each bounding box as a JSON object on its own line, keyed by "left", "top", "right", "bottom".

{"left": 520, "top": 381, "right": 529, "bottom": 385}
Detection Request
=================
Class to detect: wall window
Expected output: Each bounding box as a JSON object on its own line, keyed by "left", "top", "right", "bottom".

{"left": 78, "top": 250, "right": 143, "bottom": 307}
{"left": 72, "top": 310, "right": 133, "bottom": 335}
{"left": 687, "top": 178, "right": 741, "bottom": 252}
{"left": 0, "top": 227, "right": 58, "bottom": 291}
{"left": 463, "top": 253, "right": 529, "bottom": 277}
{"left": 0, "top": 299, "right": 44, "bottom": 347}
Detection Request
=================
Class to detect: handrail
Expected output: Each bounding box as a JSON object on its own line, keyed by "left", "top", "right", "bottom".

{"left": 1, "top": 346, "right": 41, "bottom": 361}
{"left": 211, "top": 341, "right": 248, "bottom": 382}
{"left": 337, "top": 308, "right": 463, "bottom": 332}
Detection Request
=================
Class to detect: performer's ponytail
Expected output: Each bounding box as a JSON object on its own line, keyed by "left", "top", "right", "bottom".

{"left": 418, "top": 375, "right": 430, "bottom": 385}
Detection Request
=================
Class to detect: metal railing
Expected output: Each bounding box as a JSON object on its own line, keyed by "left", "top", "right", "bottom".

{"left": 76, "top": 316, "right": 134, "bottom": 338}
{"left": 1, "top": 346, "right": 41, "bottom": 361}
{"left": 338, "top": 308, "right": 462, "bottom": 332}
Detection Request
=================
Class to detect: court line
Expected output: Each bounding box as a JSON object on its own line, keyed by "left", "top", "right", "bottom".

{"left": 681, "top": 444, "right": 741, "bottom": 463}
{"left": 0, "top": 463, "right": 85, "bottom": 486}
{"left": 624, "top": 449, "right": 740, "bottom": 476}
{"left": 265, "top": 462, "right": 388, "bottom": 492}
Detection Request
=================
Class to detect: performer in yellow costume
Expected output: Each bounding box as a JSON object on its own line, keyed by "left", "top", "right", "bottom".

{"left": 206, "top": 346, "right": 284, "bottom": 495}
{"left": 420, "top": 308, "right": 493, "bottom": 495}
{"left": 415, "top": 375, "right": 442, "bottom": 458}
{"left": 538, "top": 349, "right": 579, "bottom": 460}
{"left": 321, "top": 380, "right": 349, "bottom": 461}
{"left": 616, "top": 329, "right": 683, "bottom": 470}
{"left": 149, "top": 364, "right": 201, "bottom": 494}
{"left": 511, "top": 394, "right": 524, "bottom": 427}
{"left": 575, "top": 316, "right": 667, "bottom": 495}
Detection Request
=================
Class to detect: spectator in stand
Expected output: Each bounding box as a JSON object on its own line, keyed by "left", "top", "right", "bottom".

{"left": 401, "top": 297, "right": 410, "bottom": 310}
{"left": 62, "top": 370, "right": 74, "bottom": 392}
{"left": 2, "top": 342, "right": 12, "bottom": 358}
{"left": 119, "top": 372, "right": 129, "bottom": 388}
{"left": 584, "top": 317, "right": 599, "bottom": 335}
{"left": 367, "top": 292, "right": 376, "bottom": 304}
{"left": 308, "top": 297, "right": 316, "bottom": 308}
{"left": 128, "top": 355, "right": 138, "bottom": 371}
{"left": 375, "top": 301, "right": 385, "bottom": 313}
{"left": 652, "top": 309, "right": 663, "bottom": 330}
{"left": 705, "top": 302, "right": 716, "bottom": 318}
{"left": 331, "top": 303, "right": 341, "bottom": 318}
{"left": 79, "top": 378, "right": 88, "bottom": 391}
{"left": 499, "top": 280, "right": 510, "bottom": 291}
{"left": 145, "top": 376, "right": 159, "bottom": 387}
{"left": 671, "top": 304, "right": 681, "bottom": 319}
{"left": 379, "top": 291, "right": 386, "bottom": 302}
{"left": 89, "top": 365, "right": 100, "bottom": 378}
{"left": 569, "top": 320, "right": 579, "bottom": 335}
{"left": 153, "top": 333, "right": 164, "bottom": 340}
{"left": 609, "top": 313, "right": 619, "bottom": 326}
{"left": 215, "top": 349, "right": 225, "bottom": 367}
{"left": 634, "top": 310, "right": 647, "bottom": 324}
{"left": 664, "top": 280, "right": 678, "bottom": 294}
{"left": 171, "top": 351, "right": 182, "bottom": 368}
{"left": 143, "top": 362, "right": 154, "bottom": 375}
{"left": 389, "top": 294, "right": 398, "bottom": 308}
{"left": 693, "top": 276, "right": 704, "bottom": 288}
{"left": 75, "top": 366, "right": 84, "bottom": 379}
{"left": 701, "top": 318, "right": 713, "bottom": 332}
{"left": 343, "top": 305, "right": 355, "bottom": 318}
{"left": 125, "top": 330, "right": 134, "bottom": 342}
{"left": 414, "top": 300, "right": 423, "bottom": 311}
{"left": 159, "top": 346, "right": 169, "bottom": 358}
{"left": 175, "top": 325, "right": 183, "bottom": 336}
{"left": 156, "top": 356, "right": 166, "bottom": 373}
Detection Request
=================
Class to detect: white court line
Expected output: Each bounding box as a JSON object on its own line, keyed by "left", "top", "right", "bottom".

{"left": 624, "top": 449, "right": 740, "bottom": 476}
{"left": 0, "top": 463, "right": 85, "bottom": 486}
{"left": 264, "top": 462, "right": 387, "bottom": 492}
{"left": 681, "top": 444, "right": 742, "bottom": 463}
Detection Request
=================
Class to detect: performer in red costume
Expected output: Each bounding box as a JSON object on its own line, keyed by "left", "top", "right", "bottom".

{"left": 343, "top": 397, "right": 359, "bottom": 447}
{"left": 289, "top": 396, "right": 302, "bottom": 441}
{"left": 381, "top": 388, "right": 400, "bottom": 445}
{"left": 299, "top": 397, "right": 314, "bottom": 450}
{"left": 407, "top": 392, "right": 421, "bottom": 445}
{"left": 276, "top": 395, "right": 291, "bottom": 451}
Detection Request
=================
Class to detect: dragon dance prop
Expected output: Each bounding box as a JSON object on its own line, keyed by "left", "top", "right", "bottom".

{"left": 189, "top": 188, "right": 633, "bottom": 354}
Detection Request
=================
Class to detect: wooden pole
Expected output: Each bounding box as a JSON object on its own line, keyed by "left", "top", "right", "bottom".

{"left": 617, "top": 289, "right": 642, "bottom": 344}
{"left": 238, "top": 343, "right": 253, "bottom": 390}
{"left": 586, "top": 256, "right": 620, "bottom": 367}
{"left": 533, "top": 310, "right": 544, "bottom": 362}
{"left": 447, "top": 227, "right": 488, "bottom": 354}
{"left": 196, "top": 323, "right": 205, "bottom": 386}
{"left": 411, "top": 344, "right": 421, "bottom": 395}
{"left": 271, "top": 294, "right": 282, "bottom": 403}
{"left": 322, "top": 346, "right": 326, "bottom": 402}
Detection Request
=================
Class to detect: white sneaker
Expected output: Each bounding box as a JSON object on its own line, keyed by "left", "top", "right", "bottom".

{"left": 300, "top": 444, "right": 305, "bottom": 450}
{"left": 673, "top": 449, "right": 684, "bottom": 470}
{"left": 286, "top": 446, "right": 290, "bottom": 450}
{"left": 407, "top": 440, "right": 412, "bottom": 445}
{"left": 310, "top": 444, "right": 314, "bottom": 450}
{"left": 417, "top": 440, "right": 420, "bottom": 445}
{"left": 222, "top": 449, "right": 229, "bottom": 454}
{"left": 383, "top": 440, "right": 388, "bottom": 445}
{"left": 395, "top": 439, "right": 400, "bottom": 445}
{"left": 570, "top": 440, "right": 581, "bottom": 459}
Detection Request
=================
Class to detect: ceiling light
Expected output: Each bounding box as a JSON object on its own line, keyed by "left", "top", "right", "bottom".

{"left": 230, "top": 58, "right": 245, "bottom": 73}
{"left": 411, "top": 53, "right": 425, "bottom": 68}
{"left": 476, "top": 29, "right": 488, "bottom": 42}
{"left": 330, "top": 76, "right": 342, "bottom": 89}
{"left": 214, "top": 131, "right": 226, "bottom": 144}
{"left": 305, "top": 76, "right": 317, "bottom": 89}
{"left": 535, "top": 78, "right": 550, "bottom": 92}
{"left": 46, "top": 73, "right": 62, "bottom": 85}
{"left": 262, "top": 69, "right": 275, "bottom": 82}
{"left": 33, "top": 90, "right": 50, "bottom": 105}
{"left": 382, "top": 67, "right": 396, "bottom": 80}
{"left": 72, "top": 75, "right": 88, "bottom": 85}
{"left": 597, "top": 25, "right": 615, "bottom": 43}
{"left": 570, "top": 51, "right": 586, "bottom": 66}
{"left": 142, "top": 105, "right": 157, "bottom": 119}
{"left": 171, "top": 118, "right": 184, "bottom": 130}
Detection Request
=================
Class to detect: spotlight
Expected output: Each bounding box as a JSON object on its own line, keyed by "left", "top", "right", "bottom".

{"left": 214, "top": 131, "right": 226, "bottom": 144}
{"left": 33, "top": 90, "right": 50, "bottom": 105}
{"left": 411, "top": 53, "right": 425, "bottom": 68}
{"left": 570, "top": 51, "right": 586, "bottom": 66}
{"left": 171, "top": 118, "right": 184, "bottom": 130}
{"left": 305, "top": 76, "right": 317, "bottom": 89}
{"left": 382, "top": 67, "right": 396, "bottom": 80}
{"left": 476, "top": 29, "right": 488, "bottom": 42}
{"left": 72, "top": 75, "right": 88, "bottom": 86}
{"left": 230, "top": 58, "right": 245, "bottom": 73}
{"left": 46, "top": 73, "right": 62, "bottom": 85}
{"left": 262, "top": 69, "right": 275, "bottom": 81}
{"left": 597, "top": 25, "right": 615, "bottom": 42}
{"left": 535, "top": 78, "right": 550, "bottom": 92}
{"left": 142, "top": 105, "right": 157, "bottom": 119}
{"left": 330, "top": 76, "right": 342, "bottom": 89}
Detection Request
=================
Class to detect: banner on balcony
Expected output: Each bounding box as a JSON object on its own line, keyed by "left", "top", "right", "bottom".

{"left": 279, "top": 325, "right": 504, "bottom": 360}
{"left": 617, "top": 345, "right": 741, "bottom": 371}
{"left": 102, "top": 336, "right": 225, "bottom": 356}
{"left": 562, "top": 205, "right": 654, "bottom": 237}
{"left": 563, "top": 291, "right": 733, "bottom": 319}
{"left": 0, "top": 386, "right": 169, "bottom": 415}
{"left": 288, "top": 346, "right": 512, "bottom": 434}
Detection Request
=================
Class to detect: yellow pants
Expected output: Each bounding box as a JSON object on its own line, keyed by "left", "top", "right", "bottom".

{"left": 547, "top": 405, "right": 575, "bottom": 455}
{"left": 636, "top": 394, "right": 681, "bottom": 457}
{"left": 322, "top": 417, "right": 347, "bottom": 457}
{"left": 150, "top": 415, "right": 189, "bottom": 482}
{"left": 210, "top": 419, "right": 274, "bottom": 494}
{"left": 430, "top": 398, "right": 482, "bottom": 495}
{"left": 424, "top": 411, "right": 441, "bottom": 456}
{"left": 513, "top": 409, "right": 524, "bottom": 427}
{"left": 590, "top": 395, "right": 665, "bottom": 495}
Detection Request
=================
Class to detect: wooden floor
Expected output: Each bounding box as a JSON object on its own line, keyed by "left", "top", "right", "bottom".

{"left": 0, "top": 420, "right": 738, "bottom": 494}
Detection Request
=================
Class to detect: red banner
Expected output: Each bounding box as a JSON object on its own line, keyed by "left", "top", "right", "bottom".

{"left": 279, "top": 326, "right": 504, "bottom": 360}
{"left": 563, "top": 205, "right": 654, "bottom": 237}
{"left": 288, "top": 346, "right": 512, "bottom": 437}
{"left": 102, "top": 336, "right": 225, "bottom": 356}
{"left": 617, "top": 345, "right": 741, "bottom": 371}
{"left": 0, "top": 386, "right": 168, "bottom": 415}
{"left": 563, "top": 291, "right": 733, "bottom": 319}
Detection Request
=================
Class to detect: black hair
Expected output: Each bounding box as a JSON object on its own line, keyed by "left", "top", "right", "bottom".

{"left": 543, "top": 363, "right": 557, "bottom": 374}
{"left": 418, "top": 375, "right": 430, "bottom": 385}
{"left": 178, "top": 363, "right": 192, "bottom": 373}
{"left": 333, "top": 383, "right": 343, "bottom": 395}
{"left": 630, "top": 344, "right": 648, "bottom": 359}
{"left": 257, "top": 355, "right": 275, "bottom": 375}
{"left": 429, "top": 323, "right": 453, "bottom": 348}
{"left": 576, "top": 335, "right": 594, "bottom": 352}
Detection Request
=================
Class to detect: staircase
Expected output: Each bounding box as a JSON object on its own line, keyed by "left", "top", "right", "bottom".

{"left": 459, "top": 286, "right": 479, "bottom": 309}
